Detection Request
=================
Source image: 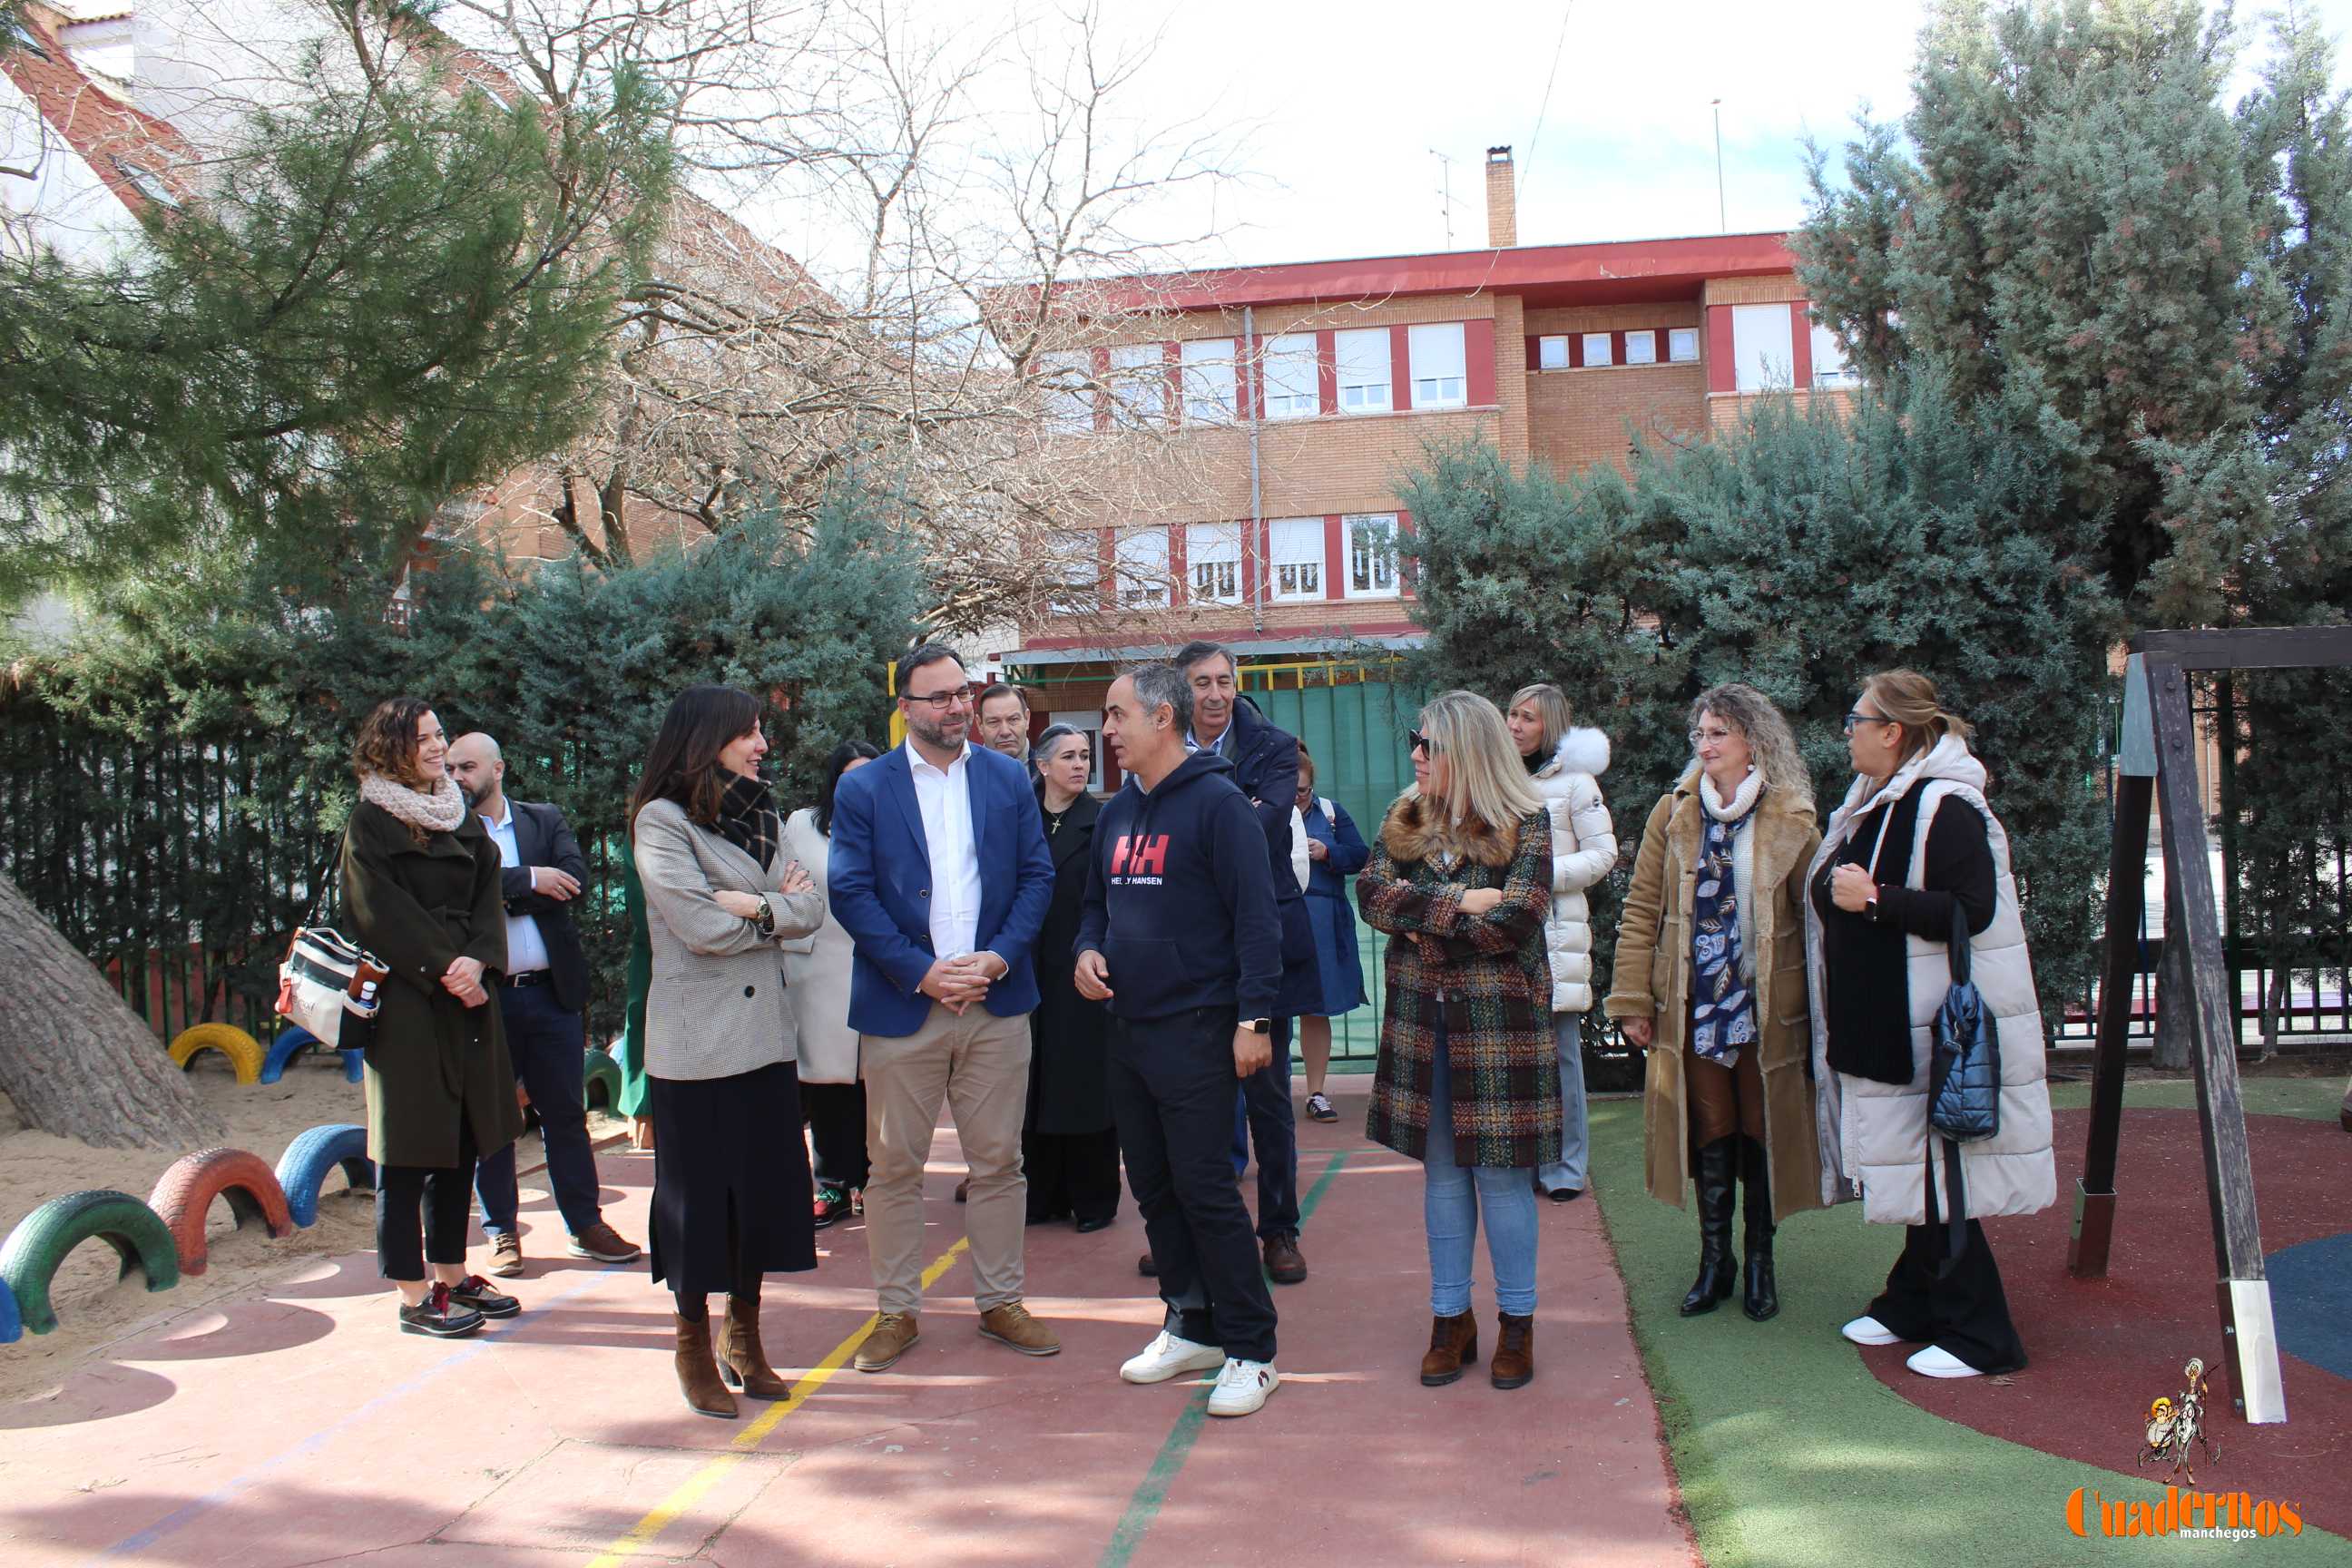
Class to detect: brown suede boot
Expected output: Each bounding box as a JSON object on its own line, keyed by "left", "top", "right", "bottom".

{"left": 718, "top": 1295, "right": 793, "bottom": 1400}
{"left": 1491, "top": 1312, "right": 1535, "bottom": 1390}
{"left": 1419, "top": 1311, "right": 1479, "bottom": 1387}
{"left": 675, "top": 1311, "right": 739, "bottom": 1418}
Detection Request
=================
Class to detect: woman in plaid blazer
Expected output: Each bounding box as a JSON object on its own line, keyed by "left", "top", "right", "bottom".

{"left": 1357, "top": 691, "right": 1556, "bottom": 1393}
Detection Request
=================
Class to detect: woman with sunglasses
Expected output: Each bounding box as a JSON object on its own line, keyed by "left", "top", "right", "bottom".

{"left": 1358, "top": 694, "right": 1555, "bottom": 1390}
{"left": 1804, "top": 671, "right": 2052, "bottom": 1379}
{"left": 1603, "top": 684, "right": 1823, "bottom": 1324}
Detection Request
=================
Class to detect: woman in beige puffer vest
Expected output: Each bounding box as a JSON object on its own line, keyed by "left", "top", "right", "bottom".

{"left": 1505, "top": 685, "right": 1616, "bottom": 1200}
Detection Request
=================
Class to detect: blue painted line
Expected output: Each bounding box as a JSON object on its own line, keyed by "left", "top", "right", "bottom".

{"left": 95, "top": 1262, "right": 623, "bottom": 1559}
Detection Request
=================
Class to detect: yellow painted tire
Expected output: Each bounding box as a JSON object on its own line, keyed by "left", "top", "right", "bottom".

{"left": 167, "top": 1024, "right": 264, "bottom": 1086}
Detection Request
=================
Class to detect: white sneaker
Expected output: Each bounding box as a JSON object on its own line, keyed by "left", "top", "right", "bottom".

{"left": 1841, "top": 1315, "right": 1902, "bottom": 1346}
{"left": 1205, "top": 1357, "right": 1279, "bottom": 1417}
{"left": 1906, "top": 1345, "right": 1984, "bottom": 1379}
{"left": 1120, "top": 1330, "right": 1227, "bottom": 1386}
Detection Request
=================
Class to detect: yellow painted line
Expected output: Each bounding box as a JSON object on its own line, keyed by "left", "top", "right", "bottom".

{"left": 584, "top": 1237, "right": 970, "bottom": 1565}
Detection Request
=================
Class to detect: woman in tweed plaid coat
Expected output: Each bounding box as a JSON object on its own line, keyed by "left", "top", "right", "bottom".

{"left": 1358, "top": 691, "right": 1557, "bottom": 1392}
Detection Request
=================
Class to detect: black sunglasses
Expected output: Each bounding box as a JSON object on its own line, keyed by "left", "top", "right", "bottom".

{"left": 1406, "top": 730, "right": 1441, "bottom": 756}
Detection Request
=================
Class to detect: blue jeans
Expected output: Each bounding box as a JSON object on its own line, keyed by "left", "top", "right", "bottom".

{"left": 1421, "top": 1019, "right": 1538, "bottom": 1316}
{"left": 1534, "top": 1013, "right": 1588, "bottom": 1194}
{"left": 473, "top": 982, "right": 603, "bottom": 1237}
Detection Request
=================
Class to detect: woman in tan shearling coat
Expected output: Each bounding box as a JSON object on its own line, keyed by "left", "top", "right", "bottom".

{"left": 1603, "top": 684, "right": 1823, "bottom": 1323}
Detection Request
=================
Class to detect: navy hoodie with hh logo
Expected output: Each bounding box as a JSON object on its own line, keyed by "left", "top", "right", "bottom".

{"left": 1074, "top": 750, "right": 1282, "bottom": 1023}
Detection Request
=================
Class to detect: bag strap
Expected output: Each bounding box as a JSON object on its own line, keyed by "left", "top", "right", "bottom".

{"left": 1947, "top": 898, "right": 1973, "bottom": 985}
{"left": 1921, "top": 1135, "right": 1970, "bottom": 1279}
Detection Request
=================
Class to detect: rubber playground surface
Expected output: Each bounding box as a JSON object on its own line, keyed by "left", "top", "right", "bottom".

{"left": 3, "top": 1070, "right": 2347, "bottom": 1566}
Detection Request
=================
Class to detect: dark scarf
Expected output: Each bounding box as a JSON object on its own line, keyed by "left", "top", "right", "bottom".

{"left": 714, "top": 770, "right": 783, "bottom": 871}
{"left": 1814, "top": 782, "right": 1931, "bottom": 1084}
{"left": 1690, "top": 814, "right": 1756, "bottom": 1067}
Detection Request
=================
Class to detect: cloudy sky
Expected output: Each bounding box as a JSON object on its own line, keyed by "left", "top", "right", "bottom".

{"left": 771, "top": 0, "right": 2352, "bottom": 277}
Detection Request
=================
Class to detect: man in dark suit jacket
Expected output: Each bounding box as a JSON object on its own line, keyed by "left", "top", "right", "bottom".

{"left": 448, "top": 734, "right": 641, "bottom": 1276}
{"left": 828, "top": 645, "right": 1058, "bottom": 1372}
{"left": 1173, "top": 642, "right": 1318, "bottom": 1286}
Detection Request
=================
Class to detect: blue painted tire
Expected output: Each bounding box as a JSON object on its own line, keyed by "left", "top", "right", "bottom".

{"left": 0, "top": 1190, "right": 181, "bottom": 1337}
{"left": 258, "top": 1026, "right": 319, "bottom": 1084}
{"left": 274, "top": 1123, "right": 377, "bottom": 1228}
{"left": 0, "top": 1274, "right": 19, "bottom": 1344}
{"left": 583, "top": 1048, "right": 622, "bottom": 1111}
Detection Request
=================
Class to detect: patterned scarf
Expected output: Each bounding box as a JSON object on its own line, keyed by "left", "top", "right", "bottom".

{"left": 359, "top": 770, "right": 466, "bottom": 836}
{"left": 714, "top": 769, "right": 782, "bottom": 871}
{"left": 1690, "top": 773, "right": 1761, "bottom": 1068}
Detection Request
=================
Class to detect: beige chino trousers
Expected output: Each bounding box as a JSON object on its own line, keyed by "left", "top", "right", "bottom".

{"left": 861, "top": 1003, "right": 1032, "bottom": 1314}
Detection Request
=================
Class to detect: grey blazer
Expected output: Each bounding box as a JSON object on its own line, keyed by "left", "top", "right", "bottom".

{"left": 632, "top": 797, "right": 825, "bottom": 1083}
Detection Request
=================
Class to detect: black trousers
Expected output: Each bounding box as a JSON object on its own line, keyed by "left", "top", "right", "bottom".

{"left": 1108, "top": 1006, "right": 1278, "bottom": 1363}
{"left": 1230, "top": 1018, "right": 1301, "bottom": 1240}
{"left": 1024, "top": 1126, "right": 1122, "bottom": 1225}
{"left": 473, "top": 981, "right": 602, "bottom": 1236}
{"left": 803, "top": 1079, "right": 868, "bottom": 1193}
{"left": 1867, "top": 1219, "right": 2029, "bottom": 1373}
{"left": 377, "top": 1117, "right": 480, "bottom": 1281}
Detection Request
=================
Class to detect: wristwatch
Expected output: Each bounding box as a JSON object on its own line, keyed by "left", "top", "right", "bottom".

{"left": 753, "top": 898, "right": 776, "bottom": 936}
{"left": 1244, "top": 1018, "right": 1273, "bottom": 1035}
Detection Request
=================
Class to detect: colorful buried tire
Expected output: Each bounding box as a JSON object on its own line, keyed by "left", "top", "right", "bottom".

{"left": 168, "top": 1024, "right": 265, "bottom": 1085}
{"left": 583, "top": 1048, "right": 622, "bottom": 1112}
{"left": 274, "top": 1123, "right": 377, "bottom": 1228}
{"left": 259, "top": 1026, "right": 365, "bottom": 1086}
{"left": 0, "top": 1190, "right": 181, "bottom": 1337}
{"left": 0, "top": 1275, "right": 19, "bottom": 1344}
{"left": 147, "top": 1148, "right": 297, "bottom": 1276}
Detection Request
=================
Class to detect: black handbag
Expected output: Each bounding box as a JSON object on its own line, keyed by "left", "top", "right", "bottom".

{"left": 1923, "top": 901, "right": 2000, "bottom": 1269}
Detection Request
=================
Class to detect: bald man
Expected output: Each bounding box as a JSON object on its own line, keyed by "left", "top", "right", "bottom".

{"left": 447, "top": 733, "right": 640, "bottom": 1275}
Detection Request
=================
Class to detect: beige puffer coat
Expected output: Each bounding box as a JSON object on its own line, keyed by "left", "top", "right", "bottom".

{"left": 1530, "top": 728, "right": 1617, "bottom": 1014}
{"left": 1802, "top": 736, "right": 2056, "bottom": 1226}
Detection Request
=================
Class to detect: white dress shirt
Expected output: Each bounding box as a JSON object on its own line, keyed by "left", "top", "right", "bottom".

{"left": 479, "top": 802, "right": 552, "bottom": 975}
{"left": 904, "top": 737, "right": 984, "bottom": 963}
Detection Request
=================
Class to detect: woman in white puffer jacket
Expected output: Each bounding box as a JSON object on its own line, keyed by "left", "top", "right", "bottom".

{"left": 1506, "top": 685, "right": 1618, "bottom": 1200}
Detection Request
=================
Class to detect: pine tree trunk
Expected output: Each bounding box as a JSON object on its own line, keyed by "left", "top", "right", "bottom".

{"left": 0, "top": 870, "right": 220, "bottom": 1150}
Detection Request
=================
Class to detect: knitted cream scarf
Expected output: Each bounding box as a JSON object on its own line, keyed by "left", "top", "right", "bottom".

{"left": 1700, "top": 766, "right": 1765, "bottom": 824}
{"left": 360, "top": 770, "right": 466, "bottom": 834}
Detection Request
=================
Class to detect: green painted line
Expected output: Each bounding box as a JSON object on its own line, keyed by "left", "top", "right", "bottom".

{"left": 1097, "top": 1146, "right": 1353, "bottom": 1568}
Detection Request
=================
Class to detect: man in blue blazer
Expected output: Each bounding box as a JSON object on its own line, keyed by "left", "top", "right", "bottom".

{"left": 829, "top": 644, "right": 1057, "bottom": 1372}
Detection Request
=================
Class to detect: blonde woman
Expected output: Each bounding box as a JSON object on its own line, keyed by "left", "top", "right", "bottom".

{"left": 1504, "top": 683, "right": 1617, "bottom": 1200}
{"left": 1806, "top": 671, "right": 2053, "bottom": 1379}
{"left": 1358, "top": 691, "right": 1555, "bottom": 1390}
{"left": 1604, "top": 684, "right": 1823, "bottom": 1323}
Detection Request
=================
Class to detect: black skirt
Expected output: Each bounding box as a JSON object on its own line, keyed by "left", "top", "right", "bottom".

{"left": 648, "top": 1061, "right": 817, "bottom": 1296}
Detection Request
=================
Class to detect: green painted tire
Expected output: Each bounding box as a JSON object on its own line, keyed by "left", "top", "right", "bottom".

{"left": 0, "top": 1190, "right": 181, "bottom": 1337}
{"left": 583, "top": 1047, "right": 622, "bottom": 1112}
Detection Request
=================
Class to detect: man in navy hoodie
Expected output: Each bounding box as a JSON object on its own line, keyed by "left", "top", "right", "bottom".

{"left": 1076, "top": 662, "right": 1284, "bottom": 1417}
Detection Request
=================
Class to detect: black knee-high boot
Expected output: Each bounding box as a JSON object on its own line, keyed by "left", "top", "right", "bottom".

{"left": 1681, "top": 1138, "right": 1739, "bottom": 1316}
{"left": 1740, "top": 1136, "right": 1779, "bottom": 1321}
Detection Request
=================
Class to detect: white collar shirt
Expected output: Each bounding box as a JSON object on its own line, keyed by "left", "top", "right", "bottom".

{"left": 904, "top": 737, "right": 983, "bottom": 961}
{"left": 479, "top": 801, "right": 550, "bottom": 975}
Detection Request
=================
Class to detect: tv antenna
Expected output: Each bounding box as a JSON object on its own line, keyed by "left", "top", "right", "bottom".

{"left": 1429, "top": 148, "right": 1455, "bottom": 249}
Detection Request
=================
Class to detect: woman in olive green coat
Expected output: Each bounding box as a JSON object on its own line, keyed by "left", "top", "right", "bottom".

{"left": 341, "top": 697, "right": 526, "bottom": 1338}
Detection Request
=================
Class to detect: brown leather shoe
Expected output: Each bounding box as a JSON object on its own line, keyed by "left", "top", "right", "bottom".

{"left": 854, "top": 1310, "right": 921, "bottom": 1372}
{"left": 977, "top": 1301, "right": 1063, "bottom": 1357}
{"left": 673, "top": 1312, "right": 738, "bottom": 1418}
{"left": 567, "top": 1220, "right": 642, "bottom": 1264}
{"left": 1138, "top": 1250, "right": 1158, "bottom": 1278}
{"left": 486, "top": 1232, "right": 524, "bottom": 1279}
{"left": 1419, "top": 1311, "right": 1479, "bottom": 1387}
{"left": 717, "top": 1294, "right": 792, "bottom": 1399}
{"left": 1491, "top": 1312, "right": 1535, "bottom": 1390}
{"left": 1263, "top": 1233, "right": 1307, "bottom": 1285}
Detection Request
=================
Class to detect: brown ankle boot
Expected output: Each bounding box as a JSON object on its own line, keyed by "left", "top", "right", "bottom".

{"left": 718, "top": 1295, "right": 793, "bottom": 1400}
{"left": 1419, "top": 1311, "right": 1479, "bottom": 1387}
{"left": 674, "top": 1312, "right": 739, "bottom": 1418}
{"left": 1491, "top": 1312, "right": 1535, "bottom": 1390}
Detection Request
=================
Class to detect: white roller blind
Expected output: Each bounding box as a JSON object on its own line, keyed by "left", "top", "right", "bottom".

{"left": 1335, "top": 328, "right": 1390, "bottom": 413}
{"left": 1180, "top": 338, "right": 1236, "bottom": 425}
{"left": 1263, "top": 333, "right": 1318, "bottom": 418}
{"left": 1408, "top": 322, "right": 1466, "bottom": 407}
{"left": 1116, "top": 527, "right": 1170, "bottom": 607}
{"left": 1186, "top": 522, "right": 1242, "bottom": 604}
{"left": 1269, "top": 517, "right": 1325, "bottom": 602}
{"left": 1107, "top": 342, "right": 1166, "bottom": 426}
{"left": 1731, "top": 305, "right": 1795, "bottom": 392}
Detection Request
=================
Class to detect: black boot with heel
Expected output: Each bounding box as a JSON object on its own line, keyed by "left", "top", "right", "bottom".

{"left": 1680, "top": 1137, "right": 1738, "bottom": 1317}
{"left": 1739, "top": 1135, "right": 1779, "bottom": 1322}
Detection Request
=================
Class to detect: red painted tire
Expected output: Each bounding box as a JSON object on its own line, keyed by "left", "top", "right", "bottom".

{"left": 146, "top": 1148, "right": 296, "bottom": 1278}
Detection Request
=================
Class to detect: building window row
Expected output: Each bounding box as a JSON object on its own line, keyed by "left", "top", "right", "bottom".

{"left": 1102, "top": 515, "right": 1405, "bottom": 608}
{"left": 1039, "top": 323, "right": 1479, "bottom": 432}
{"left": 1532, "top": 327, "right": 1700, "bottom": 372}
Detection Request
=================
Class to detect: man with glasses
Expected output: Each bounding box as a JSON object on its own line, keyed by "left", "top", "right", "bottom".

{"left": 829, "top": 643, "right": 1059, "bottom": 1371}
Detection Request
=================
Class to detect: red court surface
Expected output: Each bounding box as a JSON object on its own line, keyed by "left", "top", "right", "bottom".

{"left": 1861, "top": 1105, "right": 2352, "bottom": 1534}
{"left": 0, "top": 1078, "right": 1695, "bottom": 1567}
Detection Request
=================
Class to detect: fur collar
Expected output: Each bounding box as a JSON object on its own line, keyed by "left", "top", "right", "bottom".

{"left": 1377, "top": 789, "right": 1521, "bottom": 867}
{"left": 1535, "top": 726, "right": 1611, "bottom": 780}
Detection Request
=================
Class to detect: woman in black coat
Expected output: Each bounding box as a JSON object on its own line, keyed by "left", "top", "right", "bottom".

{"left": 1024, "top": 724, "right": 1119, "bottom": 1231}
{"left": 340, "top": 697, "right": 526, "bottom": 1339}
